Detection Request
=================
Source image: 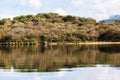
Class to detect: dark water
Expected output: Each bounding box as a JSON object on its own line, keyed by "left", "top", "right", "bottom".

{"left": 0, "top": 44, "right": 120, "bottom": 80}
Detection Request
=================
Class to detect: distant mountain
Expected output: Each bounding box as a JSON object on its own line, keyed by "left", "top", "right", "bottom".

{"left": 110, "top": 15, "right": 120, "bottom": 20}
{"left": 99, "top": 15, "right": 120, "bottom": 24}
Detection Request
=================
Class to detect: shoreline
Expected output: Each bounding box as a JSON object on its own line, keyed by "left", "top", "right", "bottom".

{"left": 0, "top": 42, "right": 120, "bottom": 46}
{"left": 47, "top": 42, "right": 120, "bottom": 45}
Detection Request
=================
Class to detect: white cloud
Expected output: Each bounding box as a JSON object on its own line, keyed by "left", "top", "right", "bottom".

{"left": 20, "top": 0, "right": 41, "bottom": 9}
{"left": 72, "top": 0, "right": 84, "bottom": 7}
{"left": 72, "top": 0, "right": 120, "bottom": 20}
{"left": 20, "top": 0, "right": 26, "bottom": 6}
{"left": 54, "top": 8, "right": 67, "bottom": 15}
{"left": 29, "top": 0, "right": 41, "bottom": 9}
{"left": 0, "top": 13, "right": 14, "bottom": 19}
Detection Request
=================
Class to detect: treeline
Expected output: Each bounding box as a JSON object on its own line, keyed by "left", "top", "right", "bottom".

{"left": 0, "top": 13, "right": 120, "bottom": 45}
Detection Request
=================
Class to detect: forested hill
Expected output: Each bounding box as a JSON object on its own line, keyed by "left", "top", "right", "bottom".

{"left": 0, "top": 13, "right": 120, "bottom": 44}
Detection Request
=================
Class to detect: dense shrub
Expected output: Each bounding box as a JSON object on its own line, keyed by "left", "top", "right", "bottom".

{"left": 99, "top": 29, "right": 120, "bottom": 41}
{"left": 0, "top": 13, "right": 119, "bottom": 44}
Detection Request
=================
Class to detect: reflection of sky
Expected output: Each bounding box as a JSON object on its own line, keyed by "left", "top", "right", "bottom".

{"left": 0, "top": 66, "right": 120, "bottom": 80}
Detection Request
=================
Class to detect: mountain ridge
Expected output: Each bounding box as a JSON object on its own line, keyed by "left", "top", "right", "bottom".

{"left": 100, "top": 15, "right": 120, "bottom": 24}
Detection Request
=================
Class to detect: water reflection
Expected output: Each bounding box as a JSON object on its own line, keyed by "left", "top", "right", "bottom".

{"left": 99, "top": 44, "right": 120, "bottom": 53}
{"left": 0, "top": 44, "right": 119, "bottom": 72}
{"left": 0, "top": 66, "right": 119, "bottom": 80}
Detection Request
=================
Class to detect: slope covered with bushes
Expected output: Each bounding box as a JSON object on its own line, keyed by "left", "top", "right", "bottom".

{"left": 0, "top": 13, "right": 120, "bottom": 45}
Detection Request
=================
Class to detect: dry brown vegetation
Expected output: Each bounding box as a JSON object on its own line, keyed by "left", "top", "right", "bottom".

{"left": 0, "top": 13, "right": 120, "bottom": 45}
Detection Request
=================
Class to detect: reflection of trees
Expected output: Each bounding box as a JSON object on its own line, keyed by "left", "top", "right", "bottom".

{"left": 99, "top": 44, "right": 120, "bottom": 53}
{"left": 0, "top": 46, "right": 12, "bottom": 53}
{"left": 0, "top": 45, "right": 119, "bottom": 72}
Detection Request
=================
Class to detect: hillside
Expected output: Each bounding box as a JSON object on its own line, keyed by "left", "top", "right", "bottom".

{"left": 0, "top": 13, "right": 120, "bottom": 45}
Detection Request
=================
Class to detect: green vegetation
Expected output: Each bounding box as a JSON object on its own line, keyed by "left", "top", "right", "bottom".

{"left": 0, "top": 13, "right": 120, "bottom": 45}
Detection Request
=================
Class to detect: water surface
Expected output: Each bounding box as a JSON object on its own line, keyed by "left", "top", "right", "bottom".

{"left": 0, "top": 44, "right": 120, "bottom": 80}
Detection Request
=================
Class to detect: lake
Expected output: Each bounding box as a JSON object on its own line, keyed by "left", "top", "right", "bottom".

{"left": 0, "top": 44, "right": 120, "bottom": 80}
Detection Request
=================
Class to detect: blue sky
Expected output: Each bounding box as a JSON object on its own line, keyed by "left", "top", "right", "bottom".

{"left": 0, "top": 0, "right": 120, "bottom": 20}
